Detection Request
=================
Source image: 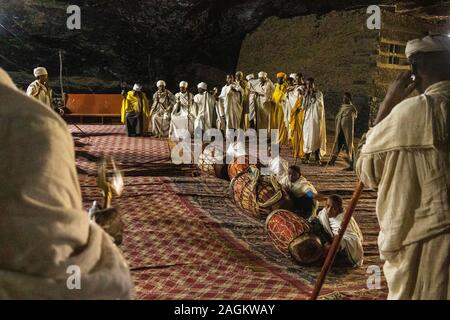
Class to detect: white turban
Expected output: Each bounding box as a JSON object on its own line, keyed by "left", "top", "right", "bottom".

{"left": 157, "top": 80, "right": 166, "bottom": 87}
{"left": 179, "top": 81, "right": 188, "bottom": 88}
{"left": 405, "top": 34, "right": 450, "bottom": 58}
{"left": 197, "top": 82, "right": 207, "bottom": 90}
{"left": 33, "top": 67, "right": 48, "bottom": 77}
{"left": 246, "top": 74, "right": 254, "bottom": 81}
{"left": 258, "top": 71, "right": 267, "bottom": 78}
{"left": 133, "top": 83, "right": 142, "bottom": 92}
{"left": 289, "top": 73, "right": 298, "bottom": 79}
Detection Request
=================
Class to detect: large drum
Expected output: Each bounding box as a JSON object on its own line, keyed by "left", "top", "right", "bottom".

{"left": 227, "top": 155, "right": 257, "bottom": 180}
{"left": 231, "top": 167, "right": 287, "bottom": 219}
{"left": 265, "top": 209, "right": 324, "bottom": 265}
{"left": 197, "top": 146, "right": 228, "bottom": 179}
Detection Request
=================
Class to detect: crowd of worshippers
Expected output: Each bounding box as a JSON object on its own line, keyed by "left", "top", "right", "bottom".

{"left": 120, "top": 72, "right": 357, "bottom": 169}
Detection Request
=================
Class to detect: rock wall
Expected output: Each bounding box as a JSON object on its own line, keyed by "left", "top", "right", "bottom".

{"left": 237, "top": 9, "right": 448, "bottom": 135}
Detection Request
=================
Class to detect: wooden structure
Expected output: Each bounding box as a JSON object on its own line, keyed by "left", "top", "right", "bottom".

{"left": 64, "top": 94, "right": 123, "bottom": 123}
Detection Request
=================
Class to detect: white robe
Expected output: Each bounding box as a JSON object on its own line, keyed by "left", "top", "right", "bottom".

{"left": 253, "top": 80, "right": 274, "bottom": 130}
{"left": 193, "top": 92, "right": 216, "bottom": 132}
{"left": 318, "top": 208, "right": 364, "bottom": 267}
{"left": 219, "top": 83, "right": 243, "bottom": 130}
{"left": 248, "top": 79, "right": 259, "bottom": 122}
{"left": 26, "top": 80, "right": 52, "bottom": 108}
{"left": 169, "top": 91, "right": 194, "bottom": 139}
{"left": 356, "top": 81, "right": 450, "bottom": 299}
{"left": 283, "top": 86, "right": 300, "bottom": 135}
{"left": 302, "top": 91, "right": 327, "bottom": 155}
{"left": 151, "top": 90, "right": 175, "bottom": 137}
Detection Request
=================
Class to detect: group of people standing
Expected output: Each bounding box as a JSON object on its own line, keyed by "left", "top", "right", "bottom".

{"left": 121, "top": 71, "right": 358, "bottom": 169}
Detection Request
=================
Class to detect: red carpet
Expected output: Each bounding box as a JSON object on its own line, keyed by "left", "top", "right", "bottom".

{"left": 72, "top": 124, "right": 387, "bottom": 300}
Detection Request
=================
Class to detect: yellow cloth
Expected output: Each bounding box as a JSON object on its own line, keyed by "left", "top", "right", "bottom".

{"left": 121, "top": 91, "right": 150, "bottom": 131}
{"left": 271, "top": 80, "right": 289, "bottom": 145}
{"left": 289, "top": 95, "right": 305, "bottom": 159}
{"left": 0, "top": 69, "right": 133, "bottom": 299}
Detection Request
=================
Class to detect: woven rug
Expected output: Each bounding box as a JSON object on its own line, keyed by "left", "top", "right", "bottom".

{"left": 72, "top": 124, "right": 387, "bottom": 300}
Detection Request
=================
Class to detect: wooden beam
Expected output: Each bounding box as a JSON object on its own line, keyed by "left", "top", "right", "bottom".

{"left": 377, "top": 62, "right": 410, "bottom": 70}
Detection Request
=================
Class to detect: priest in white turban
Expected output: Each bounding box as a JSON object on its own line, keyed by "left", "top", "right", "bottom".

{"left": 151, "top": 80, "right": 176, "bottom": 138}
{"left": 192, "top": 82, "right": 217, "bottom": 133}
{"left": 356, "top": 34, "right": 450, "bottom": 300}
{"left": 253, "top": 71, "right": 274, "bottom": 131}
{"left": 0, "top": 68, "right": 133, "bottom": 299}
{"left": 169, "top": 81, "right": 194, "bottom": 140}
{"left": 26, "top": 67, "right": 53, "bottom": 108}
{"left": 219, "top": 74, "right": 244, "bottom": 131}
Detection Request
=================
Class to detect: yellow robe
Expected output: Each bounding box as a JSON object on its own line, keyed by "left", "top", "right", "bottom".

{"left": 271, "top": 82, "right": 288, "bottom": 145}
{"left": 289, "top": 95, "right": 305, "bottom": 159}
{"left": 121, "top": 91, "right": 151, "bottom": 133}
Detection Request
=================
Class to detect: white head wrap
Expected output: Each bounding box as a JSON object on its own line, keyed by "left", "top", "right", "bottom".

{"left": 197, "top": 82, "right": 207, "bottom": 90}
{"left": 156, "top": 80, "right": 166, "bottom": 87}
{"left": 258, "top": 71, "right": 267, "bottom": 78}
{"left": 33, "top": 67, "right": 48, "bottom": 77}
{"left": 289, "top": 73, "right": 298, "bottom": 79}
{"left": 133, "top": 83, "right": 142, "bottom": 91}
{"left": 246, "top": 74, "right": 254, "bottom": 81}
{"left": 405, "top": 34, "right": 450, "bottom": 58}
{"left": 179, "top": 81, "right": 188, "bottom": 88}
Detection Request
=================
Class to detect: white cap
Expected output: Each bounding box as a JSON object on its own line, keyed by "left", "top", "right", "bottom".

{"left": 258, "top": 71, "right": 267, "bottom": 78}
{"left": 179, "top": 81, "right": 188, "bottom": 88}
{"left": 197, "top": 82, "right": 207, "bottom": 90}
{"left": 133, "top": 83, "right": 142, "bottom": 91}
{"left": 157, "top": 80, "right": 166, "bottom": 87}
{"left": 33, "top": 67, "right": 48, "bottom": 77}
{"left": 246, "top": 74, "right": 254, "bottom": 81}
{"left": 289, "top": 73, "right": 298, "bottom": 79}
{"left": 405, "top": 34, "right": 450, "bottom": 58}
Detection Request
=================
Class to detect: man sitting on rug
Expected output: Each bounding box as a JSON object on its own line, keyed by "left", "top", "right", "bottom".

{"left": 315, "top": 195, "right": 364, "bottom": 267}
{"left": 0, "top": 68, "right": 133, "bottom": 299}
{"left": 280, "top": 165, "right": 326, "bottom": 219}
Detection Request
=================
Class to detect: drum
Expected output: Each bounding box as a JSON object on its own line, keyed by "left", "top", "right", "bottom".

{"left": 227, "top": 155, "right": 256, "bottom": 180}
{"left": 231, "top": 167, "right": 286, "bottom": 219}
{"left": 197, "top": 146, "right": 228, "bottom": 179}
{"left": 265, "top": 209, "right": 324, "bottom": 265}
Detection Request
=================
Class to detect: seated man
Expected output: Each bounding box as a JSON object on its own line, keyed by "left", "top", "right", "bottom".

{"left": 315, "top": 195, "right": 364, "bottom": 267}
{"left": 0, "top": 68, "right": 133, "bottom": 299}
{"left": 280, "top": 165, "right": 326, "bottom": 219}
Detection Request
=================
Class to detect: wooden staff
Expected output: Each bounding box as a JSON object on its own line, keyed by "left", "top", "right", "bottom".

{"left": 310, "top": 181, "right": 365, "bottom": 300}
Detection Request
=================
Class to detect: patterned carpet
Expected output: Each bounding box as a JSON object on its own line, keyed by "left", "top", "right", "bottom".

{"left": 72, "top": 124, "right": 387, "bottom": 300}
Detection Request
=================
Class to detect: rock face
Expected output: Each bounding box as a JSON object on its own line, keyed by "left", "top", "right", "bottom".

{"left": 0, "top": 0, "right": 446, "bottom": 93}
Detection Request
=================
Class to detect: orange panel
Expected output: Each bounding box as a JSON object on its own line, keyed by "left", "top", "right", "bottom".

{"left": 66, "top": 94, "right": 123, "bottom": 115}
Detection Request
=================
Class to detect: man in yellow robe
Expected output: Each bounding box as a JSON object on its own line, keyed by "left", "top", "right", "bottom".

{"left": 356, "top": 35, "right": 450, "bottom": 300}
{"left": 0, "top": 68, "right": 133, "bottom": 299}
{"left": 272, "top": 72, "right": 289, "bottom": 145}
{"left": 121, "top": 83, "right": 150, "bottom": 137}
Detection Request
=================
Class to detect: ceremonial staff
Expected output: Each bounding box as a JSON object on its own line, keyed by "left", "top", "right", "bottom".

{"left": 311, "top": 181, "right": 364, "bottom": 299}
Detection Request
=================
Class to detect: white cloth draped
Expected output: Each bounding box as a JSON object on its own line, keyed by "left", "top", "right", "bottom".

{"left": 169, "top": 91, "right": 194, "bottom": 139}
{"left": 193, "top": 92, "right": 217, "bottom": 132}
{"left": 219, "top": 83, "right": 243, "bottom": 130}
{"left": 283, "top": 86, "right": 300, "bottom": 134}
{"left": 151, "top": 90, "right": 175, "bottom": 137}
{"left": 26, "top": 80, "right": 52, "bottom": 108}
{"left": 252, "top": 80, "right": 274, "bottom": 130}
{"left": 318, "top": 208, "right": 364, "bottom": 267}
{"left": 302, "top": 91, "right": 327, "bottom": 155}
